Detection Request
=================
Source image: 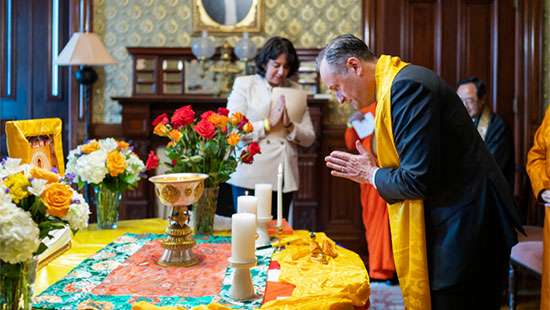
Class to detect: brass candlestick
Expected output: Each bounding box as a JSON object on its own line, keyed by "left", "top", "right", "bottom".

{"left": 149, "top": 173, "right": 209, "bottom": 267}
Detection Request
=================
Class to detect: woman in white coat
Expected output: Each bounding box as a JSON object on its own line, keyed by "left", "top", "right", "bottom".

{"left": 226, "top": 37, "right": 315, "bottom": 219}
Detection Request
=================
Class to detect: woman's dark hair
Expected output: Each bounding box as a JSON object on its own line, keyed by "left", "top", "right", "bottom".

{"left": 255, "top": 37, "right": 300, "bottom": 78}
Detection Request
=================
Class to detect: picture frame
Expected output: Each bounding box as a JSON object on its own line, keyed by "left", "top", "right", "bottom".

{"left": 192, "top": 0, "right": 263, "bottom": 33}
{"left": 5, "top": 118, "right": 65, "bottom": 174}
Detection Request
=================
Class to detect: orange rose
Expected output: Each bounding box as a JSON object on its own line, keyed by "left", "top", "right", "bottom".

{"left": 243, "top": 122, "right": 254, "bottom": 133}
{"left": 226, "top": 133, "right": 240, "bottom": 146}
{"left": 168, "top": 129, "right": 182, "bottom": 142}
{"left": 208, "top": 113, "right": 229, "bottom": 130}
{"left": 117, "top": 140, "right": 129, "bottom": 150}
{"left": 30, "top": 167, "right": 60, "bottom": 184}
{"left": 41, "top": 183, "right": 73, "bottom": 217}
{"left": 106, "top": 151, "right": 127, "bottom": 177}
{"left": 81, "top": 141, "right": 100, "bottom": 154}
{"left": 229, "top": 112, "right": 245, "bottom": 126}
{"left": 153, "top": 123, "right": 170, "bottom": 136}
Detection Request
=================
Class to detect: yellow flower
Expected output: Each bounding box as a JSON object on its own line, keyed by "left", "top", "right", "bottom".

{"left": 3, "top": 173, "right": 30, "bottom": 204}
{"left": 153, "top": 123, "right": 170, "bottom": 136}
{"left": 168, "top": 129, "right": 182, "bottom": 142}
{"left": 41, "top": 183, "right": 72, "bottom": 217}
{"left": 167, "top": 141, "right": 176, "bottom": 148}
{"left": 117, "top": 140, "right": 129, "bottom": 150}
{"left": 226, "top": 133, "right": 240, "bottom": 146}
{"left": 106, "top": 151, "right": 127, "bottom": 177}
{"left": 229, "top": 112, "right": 245, "bottom": 126}
{"left": 81, "top": 140, "right": 100, "bottom": 154}
{"left": 243, "top": 122, "right": 254, "bottom": 133}
{"left": 30, "top": 167, "right": 60, "bottom": 184}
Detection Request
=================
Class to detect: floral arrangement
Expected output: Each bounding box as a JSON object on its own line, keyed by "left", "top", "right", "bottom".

{"left": 0, "top": 158, "right": 90, "bottom": 265}
{"left": 66, "top": 138, "right": 145, "bottom": 192}
{"left": 146, "top": 106, "right": 261, "bottom": 188}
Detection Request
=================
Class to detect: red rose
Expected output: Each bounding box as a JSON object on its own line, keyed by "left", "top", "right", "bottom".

{"left": 172, "top": 159, "right": 177, "bottom": 166}
{"left": 247, "top": 142, "right": 261, "bottom": 155}
{"left": 240, "top": 142, "right": 261, "bottom": 164}
{"left": 171, "top": 105, "right": 195, "bottom": 129}
{"left": 152, "top": 113, "right": 169, "bottom": 126}
{"left": 240, "top": 150, "right": 254, "bottom": 164}
{"left": 145, "top": 151, "right": 159, "bottom": 170}
{"left": 194, "top": 119, "right": 217, "bottom": 140}
{"left": 237, "top": 115, "right": 249, "bottom": 129}
{"left": 201, "top": 111, "right": 215, "bottom": 120}
{"left": 217, "top": 107, "right": 230, "bottom": 116}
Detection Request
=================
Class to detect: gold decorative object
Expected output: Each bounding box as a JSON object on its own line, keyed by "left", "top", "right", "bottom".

{"left": 210, "top": 41, "right": 242, "bottom": 96}
{"left": 149, "top": 173, "right": 209, "bottom": 267}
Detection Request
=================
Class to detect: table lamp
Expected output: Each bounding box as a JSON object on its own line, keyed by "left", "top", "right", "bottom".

{"left": 56, "top": 32, "right": 116, "bottom": 141}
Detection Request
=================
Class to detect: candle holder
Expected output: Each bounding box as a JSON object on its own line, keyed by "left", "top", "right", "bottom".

{"left": 228, "top": 257, "right": 257, "bottom": 300}
{"left": 256, "top": 216, "right": 272, "bottom": 247}
{"left": 149, "top": 173, "right": 209, "bottom": 267}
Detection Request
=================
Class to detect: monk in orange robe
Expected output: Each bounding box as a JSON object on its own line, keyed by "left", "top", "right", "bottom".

{"left": 526, "top": 107, "right": 550, "bottom": 310}
{"left": 344, "top": 102, "right": 396, "bottom": 281}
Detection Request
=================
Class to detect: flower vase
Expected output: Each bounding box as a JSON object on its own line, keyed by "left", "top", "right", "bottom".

{"left": 0, "top": 258, "right": 37, "bottom": 310}
{"left": 193, "top": 187, "right": 219, "bottom": 235}
{"left": 94, "top": 185, "right": 122, "bottom": 229}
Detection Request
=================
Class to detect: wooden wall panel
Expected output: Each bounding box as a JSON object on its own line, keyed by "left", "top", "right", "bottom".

{"left": 458, "top": 1, "right": 494, "bottom": 106}
{"left": 405, "top": 1, "right": 438, "bottom": 70}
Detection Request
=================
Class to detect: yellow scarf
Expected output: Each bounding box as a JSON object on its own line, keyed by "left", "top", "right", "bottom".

{"left": 374, "top": 55, "right": 431, "bottom": 309}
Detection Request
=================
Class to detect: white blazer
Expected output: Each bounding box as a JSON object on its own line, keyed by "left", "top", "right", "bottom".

{"left": 226, "top": 75, "right": 316, "bottom": 192}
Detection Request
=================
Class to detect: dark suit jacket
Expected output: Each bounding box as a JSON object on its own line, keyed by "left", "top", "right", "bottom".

{"left": 474, "top": 112, "right": 515, "bottom": 190}
{"left": 373, "top": 64, "right": 522, "bottom": 290}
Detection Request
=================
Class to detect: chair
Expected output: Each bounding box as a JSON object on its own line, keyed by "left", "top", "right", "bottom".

{"left": 508, "top": 225, "right": 543, "bottom": 309}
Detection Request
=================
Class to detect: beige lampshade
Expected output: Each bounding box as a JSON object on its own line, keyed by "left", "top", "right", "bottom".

{"left": 56, "top": 32, "right": 116, "bottom": 66}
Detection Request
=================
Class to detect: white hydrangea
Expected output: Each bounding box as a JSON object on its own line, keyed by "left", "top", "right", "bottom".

{"left": 62, "top": 192, "right": 90, "bottom": 231}
{"left": 0, "top": 183, "right": 12, "bottom": 205}
{"left": 126, "top": 153, "right": 145, "bottom": 176}
{"left": 65, "top": 149, "right": 80, "bottom": 176}
{"left": 99, "top": 138, "right": 118, "bottom": 152}
{"left": 28, "top": 178, "right": 48, "bottom": 196}
{"left": 75, "top": 150, "right": 108, "bottom": 184}
{"left": 0, "top": 158, "right": 24, "bottom": 178}
{"left": 0, "top": 202, "right": 40, "bottom": 264}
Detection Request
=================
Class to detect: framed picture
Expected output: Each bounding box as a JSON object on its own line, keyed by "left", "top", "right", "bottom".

{"left": 5, "top": 118, "right": 65, "bottom": 174}
{"left": 192, "top": 0, "right": 263, "bottom": 33}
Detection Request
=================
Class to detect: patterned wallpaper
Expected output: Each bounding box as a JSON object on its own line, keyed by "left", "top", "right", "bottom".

{"left": 92, "top": 0, "right": 362, "bottom": 124}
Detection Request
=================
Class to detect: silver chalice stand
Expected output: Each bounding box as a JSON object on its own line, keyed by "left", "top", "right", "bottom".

{"left": 149, "top": 173, "right": 209, "bottom": 267}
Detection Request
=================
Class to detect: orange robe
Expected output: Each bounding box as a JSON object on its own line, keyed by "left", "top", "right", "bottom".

{"left": 344, "top": 103, "right": 396, "bottom": 280}
{"left": 526, "top": 107, "right": 550, "bottom": 310}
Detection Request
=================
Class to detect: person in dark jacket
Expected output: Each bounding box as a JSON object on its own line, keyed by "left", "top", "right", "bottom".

{"left": 320, "top": 34, "right": 522, "bottom": 310}
{"left": 457, "top": 76, "right": 515, "bottom": 189}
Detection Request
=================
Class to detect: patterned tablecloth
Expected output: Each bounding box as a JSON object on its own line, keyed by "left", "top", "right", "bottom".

{"left": 34, "top": 233, "right": 273, "bottom": 309}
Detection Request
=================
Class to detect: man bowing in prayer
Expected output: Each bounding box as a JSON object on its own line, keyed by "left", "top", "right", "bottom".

{"left": 319, "top": 34, "right": 522, "bottom": 310}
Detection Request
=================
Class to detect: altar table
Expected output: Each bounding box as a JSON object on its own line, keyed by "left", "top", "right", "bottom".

{"left": 35, "top": 218, "right": 369, "bottom": 309}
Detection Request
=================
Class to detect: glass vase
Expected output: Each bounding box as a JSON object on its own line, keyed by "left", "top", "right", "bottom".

{"left": 94, "top": 185, "right": 122, "bottom": 230}
{"left": 0, "top": 258, "right": 37, "bottom": 310}
{"left": 193, "top": 187, "right": 219, "bottom": 235}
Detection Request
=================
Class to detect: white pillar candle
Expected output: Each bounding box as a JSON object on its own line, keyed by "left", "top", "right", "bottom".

{"left": 255, "top": 184, "right": 272, "bottom": 218}
{"left": 277, "top": 163, "right": 283, "bottom": 227}
{"left": 238, "top": 195, "right": 257, "bottom": 215}
{"left": 231, "top": 213, "right": 256, "bottom": 262}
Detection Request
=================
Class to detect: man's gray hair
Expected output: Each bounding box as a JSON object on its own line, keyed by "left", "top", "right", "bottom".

{"left": 317, "top": 34, "right": 376, "bottom": 72}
